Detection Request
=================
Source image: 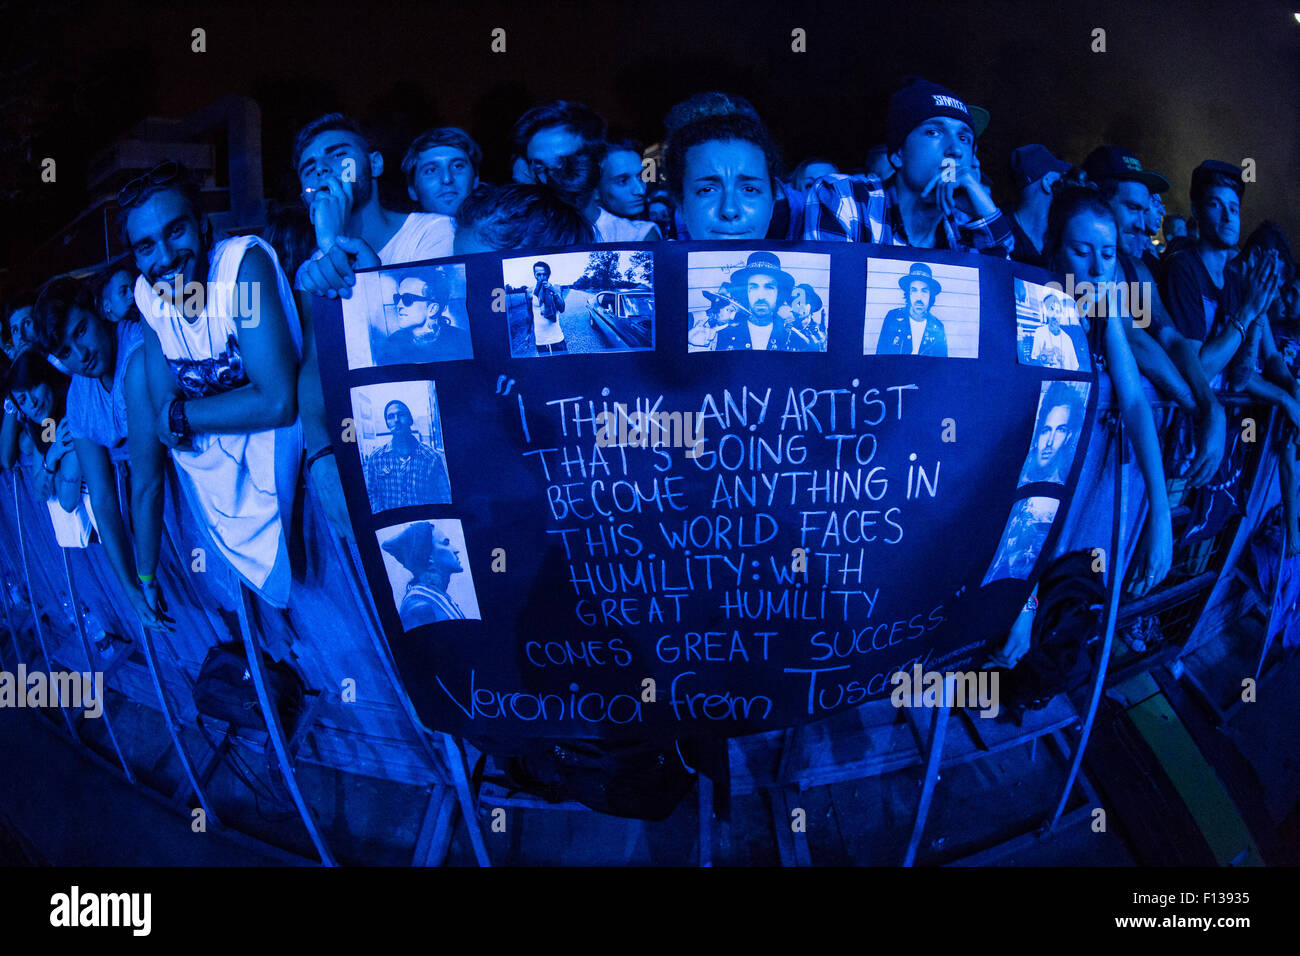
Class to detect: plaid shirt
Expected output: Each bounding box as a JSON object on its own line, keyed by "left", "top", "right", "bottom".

{"left": 364, "top": 440, "right": 451, "bottom": 512}
{"left": 801, "top": 174, "right": 1014, "bottom": 257}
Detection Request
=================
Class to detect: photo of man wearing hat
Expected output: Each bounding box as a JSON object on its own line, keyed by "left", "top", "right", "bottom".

{"left": 379, "top": 520, "right": 472, "bottom": 630}
{"left": 714, "top": 251, "right": 803, "bottom": 351}
{"left": 362, "top": 398, "right": 452, "bottom": 513}
{"left": 876, "top": 262, "right": 948, "bottom": 356}
{"left": 689, "top": 283, "right": 746, "bottom": 351}
{"left": 787, "top": 282, "right": 828, "bottom": 350}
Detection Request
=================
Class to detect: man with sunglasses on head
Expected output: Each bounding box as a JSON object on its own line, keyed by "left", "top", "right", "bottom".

{"left": 374, "top": 270, "right": 472, "bottom": 365}
{"left": 291, "top": 113, "right": 456, "bottom": 538}
{"left": 121, "top": 160, "right": 303, "bottom": 606}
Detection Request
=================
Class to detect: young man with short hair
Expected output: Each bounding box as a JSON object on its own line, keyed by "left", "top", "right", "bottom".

{"left": 402, "top": 126, "right": 482, "bottom": 218}
{"left": 363, "top": 400, "right": 451, "bottom": 513}
{"left": 375, "top": 270, "right": 472, "bottom": 365}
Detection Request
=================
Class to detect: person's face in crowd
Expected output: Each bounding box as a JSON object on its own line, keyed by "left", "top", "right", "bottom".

{"left": 525, "top": 125, "right": 584, "bottom": 185}
{"left": 906, "top": 280, "right": 932, "bottom": 319}
{"left": 12, "top": 383, "right": 53, "bottom": 424}
{"left": 1104, "top": 180, "right": 1151, "bottom": 258}
{"left": 1145, "top": 192, "right": 1165, "bottom": 236}
{"left": 1036, "top": 404, "right": 1073, "bottom": 471}
{"left": 385, "top": 401, "right": 414, "bottom": 435}
{"left": 1166, "top": 217, "right": 1188, "bottom": 239}
{"left": 598, "top": 149, "right": 647, "bottom": 218}
{"left": 102, "top": 269, "right": 136, "bottom": 322}
{"left": 425, "top": 528, "right": 463, "bottom": 579}
{"left": 9, "top": 306, "right": 36, "bottom": 353}
{"left": 746, "top": 275, "right": 779, "bottom": 319}
{"left": 647, "top": 199, "right": 672, "bottom": 233}
{"left": 891, "top": 118, "right": 974, "bottom": 198}
{"left": 53, "top": 306, "right": 116, "bottom": 379}
{"left": 125, "top": 189, "right": 208, "bottom": 292}
{"left": 394, "top": 278, "right": 436, "bottom": 329}
{"left": 795, "top": 162, "right": 837, "bottom": 193}
{"left": 533, "top": 265, "right": 549, "bottom": 285}
{"left": 681, "top": 139, "right": 774, "bottom": 240}
{"left": 1197, "top": 185, "right": 1241, "bottom": 251}
{"left": 409, "top": 146, "right": 477, "bottom": 217}
{"left": 297, "top": 130, "right": 377, "bottom": 208}
{"left": 1055, "top": 211, "right": 1119, "bottom": 293}
{"left": 1045, "top": 295, "right": 1062, "bottom": 333}
{"left": 1282, "top": 278, "right": 1300, "bottom": 322}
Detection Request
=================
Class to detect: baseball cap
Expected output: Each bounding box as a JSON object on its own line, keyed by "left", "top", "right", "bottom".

{"left": 1190, "top": 159, "right": 1244, "bottom": 203}
{"left": 1082, "top": 145, "right": 1170, "bottom": 194}
{"left": 1010, "top": 144, "right": 1071, "bottom": 190}
{"left": 885, "top": 76, "right": 990, "bottom": 153}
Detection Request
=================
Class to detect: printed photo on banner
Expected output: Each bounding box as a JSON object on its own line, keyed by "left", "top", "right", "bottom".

{"left": 1014, "top": 276, "right": 1091, "bottom": 372}
{"left": 1018, "top": 380, "right": 1090, "bottom": 487}
{"left": 686, "top": 249, "right": 829, "bottom": 353}
{"left": 377, "top": 518, "right": 481, "bottom": 630}
{"left": 864, "top": 258, "right": 980, "bottom": 358}
{"left": 350, "top": 381, "right": 452, "bottom": 514}
{"left": 501, "top": 250, "right": 654, "bottom": 357}
{"left": 982, "top": 496, "right": 1060, "bottom": 584}
{"left": 341, "top": 263, "right": 473, "bottom": 370}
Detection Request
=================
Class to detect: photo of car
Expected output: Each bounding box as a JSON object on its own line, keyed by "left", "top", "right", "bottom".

{"left": 586, "top": 287, "right": 654, "bottom": 350}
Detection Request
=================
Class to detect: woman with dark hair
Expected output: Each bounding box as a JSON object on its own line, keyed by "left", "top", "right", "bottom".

{"left": 2, "top": 350, "right": 82, "bottom": 512}
{"left": 88, "top": 261, "right": 141, "bottom": 323}
{"left": 1041, "top": 183, "right": 1173, "bottom": 596}
{"left": 662, "top": 93, "right": 785, "bottom": 241}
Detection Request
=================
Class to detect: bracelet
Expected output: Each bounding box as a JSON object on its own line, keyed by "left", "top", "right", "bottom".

{"left": 168, "top": 397, "right": 192, "bottom": 442}
{"left": 1230, "top": 316, "right": 1247, "bottom": 339}
{"left": 137, "top": 572, "right": 155, "bottom": 583}
{"left": 305, "top": 446, "right": 334, "bottom": 471}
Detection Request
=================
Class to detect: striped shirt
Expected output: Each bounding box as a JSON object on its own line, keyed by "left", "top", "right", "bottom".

{"left": 399, "top": 582, "right": 465, "bottom": 628}
{"left": 800, "top": 174, "right": 1014, "bottom": 257}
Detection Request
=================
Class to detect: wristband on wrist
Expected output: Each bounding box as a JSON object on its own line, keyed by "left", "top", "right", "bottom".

{"left": 168, "top": 398, "right": 192, "bottom": 442}
{"left": 306, "top": 446, "right": 334, "bottom": 471}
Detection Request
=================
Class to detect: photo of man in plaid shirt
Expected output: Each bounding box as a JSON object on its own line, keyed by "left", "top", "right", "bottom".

{"left": 801, "top": 76, "right": 1013, "bottom": 257}
{"left": 363, "top": 399, "right": 452, "bottom": 513}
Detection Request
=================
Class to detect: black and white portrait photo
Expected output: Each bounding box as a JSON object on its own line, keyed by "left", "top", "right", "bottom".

{"left": 687, "top": 250, "right": 829, "bottom": 353}
{"left": 1015, "top": 277, "right": 1091, "bottom": 372}
{"left": 342, "top": 263, "right": 473, "bottom": 370}
{"left": 1018, "top": 380, "right": 1090, "bottom": 487}
{"left": 864, "top": 258, "right": 980, "bottom": 358}
{"left": 376, "top": 518, "right": 481, "bottom": 630}
{"left": 350, "top": 380, "right": 452, "bottom": 514}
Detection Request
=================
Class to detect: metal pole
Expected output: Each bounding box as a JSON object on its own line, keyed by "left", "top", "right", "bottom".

{"left": 63, "top": 549, "right": 136, "bottom": 783}
{"left": 1049, "top": 416, "right": 1127, "bottom": 829}
{"left": 902, "top": 703, "right": 950, "bottom": 866}
{"left": 235, "top": 582, "right": 337, "bottom": 866}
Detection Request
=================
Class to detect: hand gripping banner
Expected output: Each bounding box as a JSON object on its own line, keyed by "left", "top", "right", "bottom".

{"left": 314, "top": 240, "right": 1098, "bottom": 739}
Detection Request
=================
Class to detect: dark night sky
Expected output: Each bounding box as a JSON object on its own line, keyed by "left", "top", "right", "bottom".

{"left": 3, "top": 0, "right": 1298, "bottom": 274}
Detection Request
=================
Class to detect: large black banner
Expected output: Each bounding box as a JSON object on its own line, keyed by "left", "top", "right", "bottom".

{"left": 315, "top": 241, "right": 1097, "bottom": 739}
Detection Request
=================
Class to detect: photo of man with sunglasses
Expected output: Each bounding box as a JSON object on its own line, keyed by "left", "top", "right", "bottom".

{"left": 373, "top": 268, "right": 473, "bottom": 366}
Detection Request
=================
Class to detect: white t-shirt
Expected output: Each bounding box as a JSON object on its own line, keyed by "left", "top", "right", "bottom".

{"left": 748, "top": 321, "right": 773, "bottom": 351}
{"left": 533, "top": 291, "right": 565, "bottom": 346}
{"left": 593, "top": 208, "right": 657, "bottom": 244}
{"left": 909, "top": 315, "right": 927, "bottom": 355}
{"left": 378, "top": 212, "right": 455, "bottom": 265}
{"left": 1031, "top": 324, "right": 1080, "bottom": 370}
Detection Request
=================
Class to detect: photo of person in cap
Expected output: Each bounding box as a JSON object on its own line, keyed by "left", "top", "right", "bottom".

{"left": 803, "top": 75, "right": 1013, "bottom": 257}
{"left": 379, "top": 520, "right": 475, "bottom": 629}
{"left": 786, "top": 282, "right": 828, "bottom": 351}
{"left": 1030, "top": 292, "right": 1080, "bottom": 371}
{"left": 688, "top": 283, "right": 745, "bottom": 351}
{"left": 876, "top": 262, "right": 949, "bottom": 356}
{"left": 714, "top": 251, "right": 804, "bottom": 351}
{"left": 361, "top": 397, "right": 452, "bottom": 513}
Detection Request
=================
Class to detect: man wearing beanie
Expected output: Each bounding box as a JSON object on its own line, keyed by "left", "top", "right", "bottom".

{"left": 802, "top": 76, "right": 1013, "bottom": 256}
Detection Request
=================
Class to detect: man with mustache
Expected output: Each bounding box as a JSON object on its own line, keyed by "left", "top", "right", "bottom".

{"left": 713, "top": 252, "right": 803, "bottom": 351}
{"left": 1083, "top": 145, "right": 1228, "bottom": 488}
{"left": 876, "top": 262, "right": 948, "bottom": 356}
{"left": 122, "top": 161, "right": 303, "bottom": 606}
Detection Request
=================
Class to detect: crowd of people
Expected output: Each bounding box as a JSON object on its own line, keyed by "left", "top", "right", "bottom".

{"left": 2, "top": 75, "right": 1298, "bottom": 672}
